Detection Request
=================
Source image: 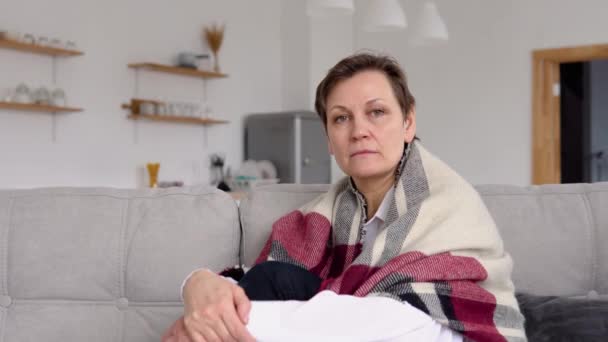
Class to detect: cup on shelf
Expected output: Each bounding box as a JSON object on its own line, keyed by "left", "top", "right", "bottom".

{"left": 32, "top": 86, "right": 51, "bottom": 105}
{"left": 167, "top": 102, "right": 177, "bottom": 116}
{"left": 50, "top": 38, "right": 63, "bottom": 49}
{"left": 2, "top": 88, "right": 12, "bottom": 102}
{"left": 65, "top": 41, "right": 77, "bottom": 50}
{"left": 156, "top": 103, "right": 167, "bottom": 115}
{"left": 140, "top": 102, "right": 156, "bottom": 115}
{"left": 50, "top": 88, "right": 67, "bottom": 107}
{"left": 172, "top": 102, "right": 182, "bottom": 116}
{"left": 36, "top": 36, "right": 49, "bottom": 46}
{"left": 183, "top": 102, "right": 192, "bottom": 116}
{"left": 202, "top": 104, "right": 213, "bottom": 118}
{"left": 179, "top": 102, "right": 191, "bottom": 117}
{"left": 187, "top": 103, "right": 197, "bottom": 117}
{"left": 192, "top": 103, "right": 202, "bottom": 118}
{"left": 4, "top": 30, "right": 21, "bottom": 42}
{"left": 22, "top": 33, "right": 35, "bottom": 44}
{"left": 12, "top": 83, "right": 32, "bottom": 103}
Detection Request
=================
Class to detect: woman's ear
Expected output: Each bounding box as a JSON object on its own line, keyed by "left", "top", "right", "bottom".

{"left": 404, "top": 107, "right": 417, "bottom": 143}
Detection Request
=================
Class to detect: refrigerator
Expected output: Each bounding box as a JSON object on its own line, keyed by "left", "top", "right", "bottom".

{"left": 244, "top": 111, "right": 331, "bottom": 184}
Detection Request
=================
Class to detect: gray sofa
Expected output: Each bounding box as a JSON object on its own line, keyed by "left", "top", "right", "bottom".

{"left": 0, "top": 182, "right": 606, "bottom": 341}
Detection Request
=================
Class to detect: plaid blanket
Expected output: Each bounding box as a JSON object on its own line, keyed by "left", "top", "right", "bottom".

{"left": 255, "top": 141, "right": 526, "bottom": 342}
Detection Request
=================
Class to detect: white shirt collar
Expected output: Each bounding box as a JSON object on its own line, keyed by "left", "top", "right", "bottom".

{"left": 364, "top": 186, "right": 394, "bottom": 227}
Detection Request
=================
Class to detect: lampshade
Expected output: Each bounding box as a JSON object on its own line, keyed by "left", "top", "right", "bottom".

{"left": 362, "top": 0, "right": 407, "bottom": 32}
{"left": 306, "top": 0, "right": 355, "bottom": 17}
{"left": 411, "top": 1, "right": 448, "bottom": 45}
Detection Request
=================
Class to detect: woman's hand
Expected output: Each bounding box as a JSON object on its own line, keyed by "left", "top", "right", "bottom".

{"left": 161, "top": 316, "right": 189, "bottom": 342}
{"left": 181, "top": 269, "right": 256, "bottom": 342}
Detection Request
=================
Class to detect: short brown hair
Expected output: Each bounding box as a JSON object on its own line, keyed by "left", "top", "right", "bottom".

{"left": 314, "top": 52, "right": 416, "bottom": 127}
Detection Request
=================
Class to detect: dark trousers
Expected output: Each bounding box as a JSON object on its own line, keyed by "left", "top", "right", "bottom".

{"left": 238, "top": 261, "right": 321, "bottom": 301}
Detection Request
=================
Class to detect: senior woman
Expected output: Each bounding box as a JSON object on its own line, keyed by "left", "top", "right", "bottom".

{"left": 163, "top": 52, "right": 526, "bottom": 342}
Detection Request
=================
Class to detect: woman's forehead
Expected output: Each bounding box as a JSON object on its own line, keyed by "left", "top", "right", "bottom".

{"left": 327, "top": 71, "right": 396, "bottom": 107}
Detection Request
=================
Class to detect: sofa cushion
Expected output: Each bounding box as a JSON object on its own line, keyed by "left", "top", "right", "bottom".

{"left": 239, "top": 184, "right": 329, "bottom": 266}
{"left": 476, "top": 184, "right": 597, "bottom": 297}
{"left": 0, "top": 186, "right": 240, "bottom": 341}
{"left": 243, "top": 183, "right": 608, "bottom": 298}
{"left": 584, "top": 183, "right": 608, "bottom": 295}
{"left": 516, "top": 293, "right": 608, "bottom": 342}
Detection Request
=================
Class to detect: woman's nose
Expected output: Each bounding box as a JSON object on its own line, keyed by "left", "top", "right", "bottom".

{"left": 350, "top": 116, "right": 370, "bottom": 140}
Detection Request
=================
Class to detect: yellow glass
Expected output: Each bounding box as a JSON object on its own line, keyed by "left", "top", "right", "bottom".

{"left": 146, "top": 163, "right": 160, "bottom": 188}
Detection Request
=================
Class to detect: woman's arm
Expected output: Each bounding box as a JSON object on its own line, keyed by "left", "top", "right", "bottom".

{"left": 163, "top": 269, "right": 255, "bottom": 342}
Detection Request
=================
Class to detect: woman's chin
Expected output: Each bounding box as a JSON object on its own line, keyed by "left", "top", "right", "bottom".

{"left": 347, "top": 168, "right": 389, "bottom": 181}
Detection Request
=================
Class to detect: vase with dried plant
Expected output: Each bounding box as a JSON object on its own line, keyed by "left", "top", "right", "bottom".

{"left": 204, "top": 23, "right": 225, "bottom": 73}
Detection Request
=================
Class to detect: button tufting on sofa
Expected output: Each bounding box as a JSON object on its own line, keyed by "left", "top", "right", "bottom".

{"left": 116, "top": 297, "right": 129, "bottom": 310}
{"left": 0, "top": 186, "right": 241, "bottom": 341}
{"left": 0, "top": 296, "right": 11, "bottom": 308}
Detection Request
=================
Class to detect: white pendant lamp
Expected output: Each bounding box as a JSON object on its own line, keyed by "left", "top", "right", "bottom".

{"left": 306, "top": 0, "right": 355, "bottom": 17}
{"left": 362, "top": 0, "right": 407, "bottom": 32}
{"left": 412, "top": 1, "right": 448, "bottom": 45}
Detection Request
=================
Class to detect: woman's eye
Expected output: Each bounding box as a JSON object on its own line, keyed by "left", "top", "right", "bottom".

{"left": 371, "top": 109, "right": 385, "bottom": 117}
{"left": 334, "top": 115, "right": 348, "bottom": 123}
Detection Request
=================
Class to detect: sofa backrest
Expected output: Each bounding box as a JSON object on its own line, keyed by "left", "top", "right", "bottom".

{"left": 240, "top": 182, "right": 608, "bottom": 298}
{"left": 0, "top": 186, "right": 240, "bottom": 342}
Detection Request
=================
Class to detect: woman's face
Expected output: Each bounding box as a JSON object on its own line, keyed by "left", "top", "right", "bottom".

{"left": 325, "top": 70, "right": 416, "bottom": 182}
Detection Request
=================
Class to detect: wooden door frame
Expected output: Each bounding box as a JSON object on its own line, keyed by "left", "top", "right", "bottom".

{"left": 532, "top": 43, "right": 608, "bottom": 184}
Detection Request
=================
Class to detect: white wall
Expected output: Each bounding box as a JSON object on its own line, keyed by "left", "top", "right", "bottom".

{"left": 309, "top": 12, "right": 353, "bottom": 183}
{"left": 280, "top": 0, "right": 352, "bottom": 182}
{"left": 0, "top": 0, "right": 282, "bottom": 188}
{"left": 4, "top": 0, "right": 608, "bottom": 188}
{"left": 353, "top": 0, "right": 608, "bottom": 185}
{"left": 281, "top": 0, "right": 311, "bottom": 111}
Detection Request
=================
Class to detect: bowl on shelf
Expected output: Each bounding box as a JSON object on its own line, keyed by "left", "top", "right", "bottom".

{"left": 50, "top": 88, "right": 67, "bottom": 107}
{"left": 32, "top": 87, "right": 51, "bottom": 105}
{"left": 12, "top": 83, "right": 32, "bottom": 103}
{"left": 176, "top": 52, "right": 210, "bottom": 69}
{"left": 228, "top": 177, "right": 279, "bottom": 192}
{"left": 140, "top": 102, "right": 156, "bottom": 115}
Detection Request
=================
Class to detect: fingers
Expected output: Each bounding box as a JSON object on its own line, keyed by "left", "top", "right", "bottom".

{"left": 185, "top": 307, "right": 236, "bottom": 342}
{"left": 185, "top": 329, "right": 206, "bottom": 342}
{"left": 221, "top": 308, "right": 256, "bottom": 342}
{"left": 197, "top": 325, "right": 221, "bottom": 342}
{"left": 209, "top": 315, "right": 236, "bottom": 342}
{"left": 161, "top": 317, "right": 184, "bottom": 342}
{"left": 178, "top": 332, "right": 197, "bottom": 342}
{"left": 176, "top": 334, "right": 190, "bottom": 342}
{"left": 169, "top": 317, "right": 199, "bottom": 342}
{"left": 232, "top": 286, "right": 251, "bottom": 324}
{"left": 181, "top": 282, "right": 252, "bottom": 342}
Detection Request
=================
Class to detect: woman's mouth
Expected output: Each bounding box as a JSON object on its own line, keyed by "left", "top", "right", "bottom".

{"left": 350, "top": 150, "right": 377, "bottom": 157}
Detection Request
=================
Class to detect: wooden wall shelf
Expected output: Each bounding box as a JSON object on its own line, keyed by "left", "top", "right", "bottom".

{"left": 0, "top": 37, "right": 84, "bottom": 57}
{"left": 0, "top": 101, "right": 83, "bottom": 113}
{"left": 127, "top": 113, "right": 228, "bottom": 126}
{"left": 128, "top": 62, "right": 228, "bottom": 79}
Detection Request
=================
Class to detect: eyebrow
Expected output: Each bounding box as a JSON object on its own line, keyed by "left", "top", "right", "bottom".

{"left": 328, "top": 98, "right": 384, "bottom": 113}
{"left": 328, "top": 105, "right": 349, "bottom": 113}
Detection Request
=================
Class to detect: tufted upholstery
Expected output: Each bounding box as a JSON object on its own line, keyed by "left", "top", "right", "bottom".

{"left": 0, "top": 186, "right": 240, "bottom": 341}
{"left": 241, "top": 182, "right": 608, "bottom": 299}
{"left": 1, "top": 182, "right": 607, "bottom": 340}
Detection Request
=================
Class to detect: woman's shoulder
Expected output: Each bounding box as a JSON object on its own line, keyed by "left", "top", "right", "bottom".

{"left": 415, "top": 143, "right": 479, "bottom": 198}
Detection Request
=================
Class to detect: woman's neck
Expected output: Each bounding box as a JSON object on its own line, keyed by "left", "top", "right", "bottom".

{"left": 353, "top": 171, "right": 395, "bottom": 219}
